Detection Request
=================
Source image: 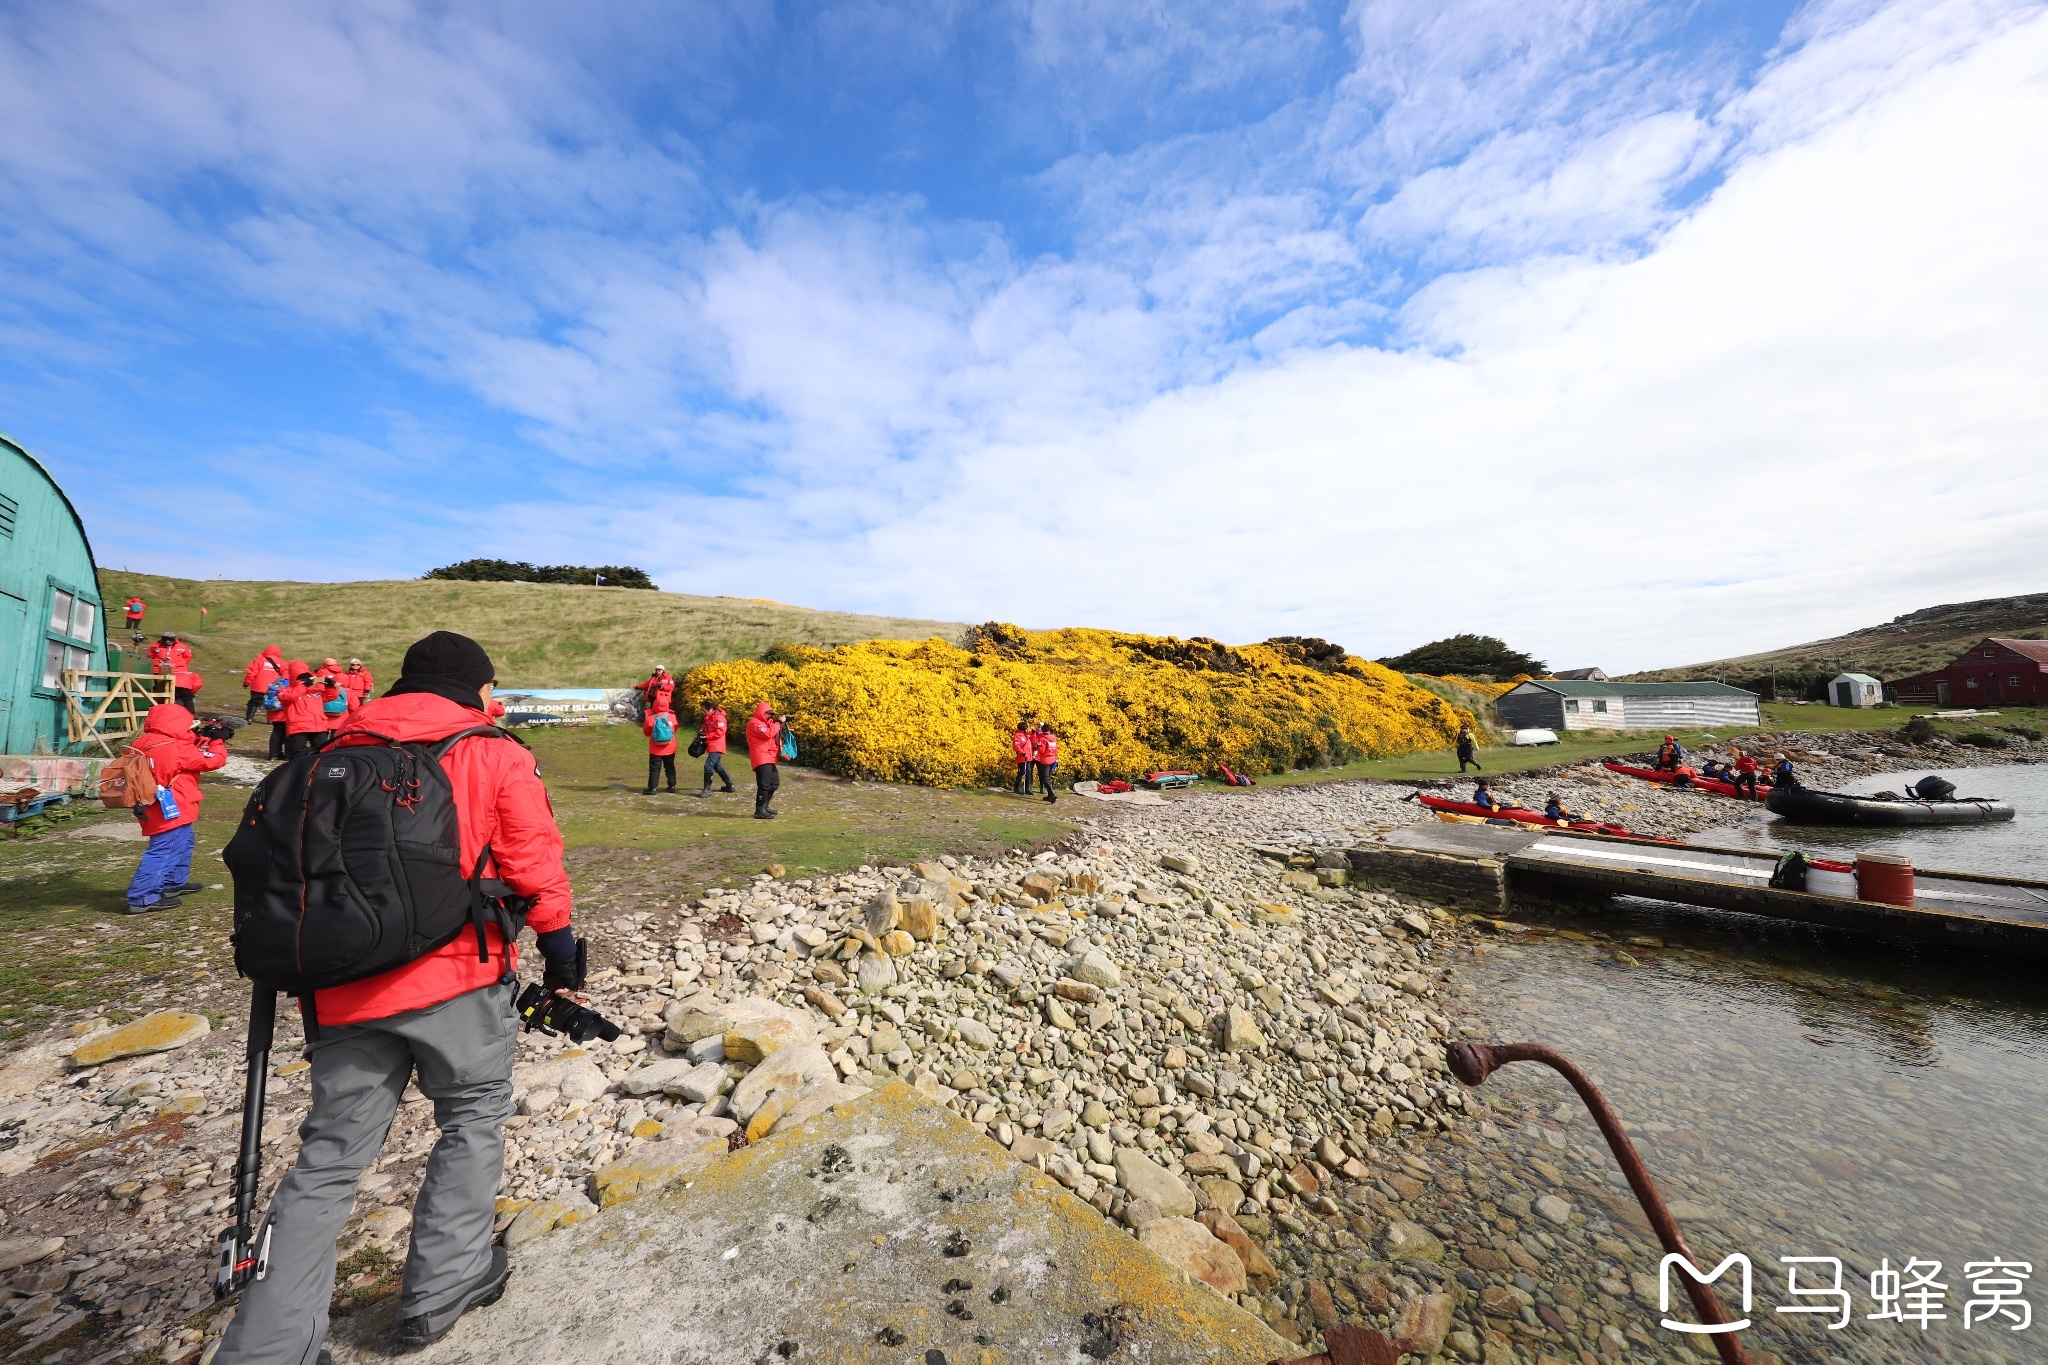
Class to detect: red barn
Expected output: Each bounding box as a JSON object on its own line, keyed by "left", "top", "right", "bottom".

{"left": 1890, "top": 637, "right": 2048, "bottom": 707}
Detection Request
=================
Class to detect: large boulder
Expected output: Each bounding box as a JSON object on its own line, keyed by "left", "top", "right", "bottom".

{"left": 728, "top": 1043, "right": 838, "bottom": 1122}
{"left": 1112, "top": 1148, "right": 1196, "bottom": 1218}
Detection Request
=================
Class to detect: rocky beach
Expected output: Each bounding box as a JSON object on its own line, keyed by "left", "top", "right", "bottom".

{"left": 3, "top": 728, "right": 2044, "bottom": 1365}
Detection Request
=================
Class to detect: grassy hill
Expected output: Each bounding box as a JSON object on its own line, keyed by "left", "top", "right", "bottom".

{"left": 93, "top": 571, "right": 967, "bottom": 690}
{"left": 1626, "top": 591, "right": 2048, "bottom": 688}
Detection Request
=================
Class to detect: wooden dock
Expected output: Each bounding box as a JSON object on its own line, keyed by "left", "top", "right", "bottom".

{"left": 1358, "top": 825, "right": 2048, "bottom": 957}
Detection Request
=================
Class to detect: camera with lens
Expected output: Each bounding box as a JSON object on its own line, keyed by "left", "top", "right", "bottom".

{"left": 195, "top": 719, "right": 240, "bottom": 742}
{"left": 514, "top": 982, "right": 622, "bottom": 1043}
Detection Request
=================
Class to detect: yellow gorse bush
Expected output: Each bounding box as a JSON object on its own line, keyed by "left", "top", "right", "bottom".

{"left": 680, "top": 625, "right": 1481, "bottom": 788}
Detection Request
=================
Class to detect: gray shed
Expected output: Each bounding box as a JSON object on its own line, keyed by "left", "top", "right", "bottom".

{"left": 1495, "top": 680, "right": 1761, "bottom": 732}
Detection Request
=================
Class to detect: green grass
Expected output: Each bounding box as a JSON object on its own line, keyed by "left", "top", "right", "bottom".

{"left": 0, "top": 722, "right": 1071, "bottom": 1042}
{"left": 93, "top": 570, "right": 967, "bottom": 693}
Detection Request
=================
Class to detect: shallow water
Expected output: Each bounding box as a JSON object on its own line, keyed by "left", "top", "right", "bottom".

{"left": 1694, "top": 763, "right": 2048, "bottom": 880}
{"left": 1418, "top": 764, "right": 2048, "bottom": 1363}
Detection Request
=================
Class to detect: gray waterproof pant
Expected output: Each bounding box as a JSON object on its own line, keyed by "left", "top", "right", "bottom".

{"left": 215, "top": 980, "right": 517, "bottom": 1365}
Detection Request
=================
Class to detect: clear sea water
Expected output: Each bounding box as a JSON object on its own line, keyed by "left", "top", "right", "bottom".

{"left": 1430, "top": 762, "right": 2048, "bottom": 1363}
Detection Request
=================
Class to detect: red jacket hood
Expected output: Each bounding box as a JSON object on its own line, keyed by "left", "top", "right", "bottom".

{"left": 335, "top": 690, "right": 493, "bottom": 742}
{"left": 143, "top": 703, "right": 195, "bottom": 738}
{"left": 263, "top": 645, "right": 283, "bottom": 660}
{"left": 751, "top": 701, "right": 773, "bottom": 722}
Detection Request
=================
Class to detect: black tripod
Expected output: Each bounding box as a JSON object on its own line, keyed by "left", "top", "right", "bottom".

{"left": 215, "top": 987, "right": 277, "bottom": 1300}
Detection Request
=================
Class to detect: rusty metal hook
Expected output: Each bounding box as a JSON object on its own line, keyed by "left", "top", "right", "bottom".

{"left": 1448, "top": 1041, "right": 1754, "bottom": 1365}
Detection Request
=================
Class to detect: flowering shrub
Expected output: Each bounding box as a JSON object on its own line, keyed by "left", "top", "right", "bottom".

{"left": 1413, "top": 674, "right": 1523, "bottom": 698}
{"left": 681, "top": 625, "right": 1482, "bottom": 788}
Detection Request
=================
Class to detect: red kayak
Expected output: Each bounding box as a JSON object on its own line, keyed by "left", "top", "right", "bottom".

{"left": 1603, "top": 761, "right": 1770, "bottom": 801}
{"left": 1416, "top": 793, "right": 1654, "bottom": 839}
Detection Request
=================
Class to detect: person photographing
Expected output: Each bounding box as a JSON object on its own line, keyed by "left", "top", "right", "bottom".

{"left": 216, "top": 631, "right": 582, "bottom": 1362}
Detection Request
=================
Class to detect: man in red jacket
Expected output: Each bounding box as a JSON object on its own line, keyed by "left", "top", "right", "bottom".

{"left": 242, "top": 646, "right": 287, "bottom": 722}
{"left": 635, "top": 665, "right": 674, "bottom": 716}
{"left": 642, "top": 703, "right": 680, "bottom": 793}
{"left": 1033, "top": 722, "right": 1060, "bottom": 804}
{"left": 215, "top": 631, "right": 581, "bottom": 1364}
{"left": 123, "top": 703, "right": 227, "bottom": 912}
{"left": 1010, "top": 720, "right": 1036, "bottom": 794}
{"left": 147, "top": 631, "right": 192, "bottom": 676}
{"left": 696, "top": 702, "right": 733, "bottom": 797}
{"left": 338, "top": 657, "right": 374, "bottom": 709}
{"left": 274, "top": 666, "right": 340, "bottom": 758}
{"left": 745, "top": 700, "right": 785, "bottom": 819}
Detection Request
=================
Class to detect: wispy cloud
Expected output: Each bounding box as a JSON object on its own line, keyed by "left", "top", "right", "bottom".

{"left": 1, "top": 0, "right": 2043, "bottom": 672}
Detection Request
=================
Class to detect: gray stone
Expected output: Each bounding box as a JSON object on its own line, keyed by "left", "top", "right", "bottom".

{"left": 620, "top": 1058, "right": 696, "bottom": 1097}
{"left": 1382, "top": 1219, "right": 1445, "bottom": 1262}
{"left": 953, "top": 1017, "right": 997, "bottom": 1049}
{"left": 729, "top": 1044, "right": 838, "bottom": 1122}
{"left": 1221, "top": 1006, "right": 1266, "bottom": 1052}
{"left": 1534, "top": 1194, "right": 1573, "bottom": 1225}
{"left": 1068, "top": 950, "right": 1122, "bottom": 989}
{"left": 1113, "top": 1147, "right": 1196, "bottom": 1217}
{"left": 0, "top": 1238, "right": 63, "bottom": 1274}
{"left": 669, "top": 1062, "right": 730, "bottom": 1104}
{"left": 856, "top": 953, "right": 897, "bottom": 995}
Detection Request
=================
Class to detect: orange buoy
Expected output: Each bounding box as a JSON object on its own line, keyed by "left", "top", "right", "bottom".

{"left": 1855, "top": 852, "right": 1915, "bottom": 906}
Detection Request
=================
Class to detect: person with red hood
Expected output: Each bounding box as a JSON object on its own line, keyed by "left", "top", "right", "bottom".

{"left": 745, "top": 700, "right": 786, "bottom": 819}
{"left": 642, "top": 701, "right": 680, "bottom": 793}
{"left": 242, "top": 646, "right": 287, "bottom": 722}
{"left": 338, "top": 657, "right": 375, "bottom": 709}
{"left": 1010, "top": 720, "right": 1036, "bottom": 794}
{"left": 696, "top": 701, "right": 733, "bottom": 797}
{"left": 1032, "top": 722, "right": 1060, "bottom": 804}
{"left": 214, "top": 631, "right": 579, "bottom": 1364}
{"left": 274, "top": 662, "right": 340, "bottom": 758}
{"left": 172, "top": 666, "right": 203, "bottom": 710}
{"left": 123, "top": 596, "right": 145, "bottom": 632}
{"left": 146, "top": 631, "right": 192, "bottom": 676}
{"left": 122, "top": 703, "right": 226, "bottom": 912}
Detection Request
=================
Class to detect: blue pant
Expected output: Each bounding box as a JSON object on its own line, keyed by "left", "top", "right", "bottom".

{"left": 127, "top": 821, "right": 196, "bottom": 906}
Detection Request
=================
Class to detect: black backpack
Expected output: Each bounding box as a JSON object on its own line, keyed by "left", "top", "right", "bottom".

{"left": 224, "top": 727, "right": 531, "bottom": 993}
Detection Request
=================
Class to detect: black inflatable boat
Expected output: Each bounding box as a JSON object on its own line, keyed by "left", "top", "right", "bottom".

{"left": 1766, "top": 783, "right": 2015, "bottom": 827}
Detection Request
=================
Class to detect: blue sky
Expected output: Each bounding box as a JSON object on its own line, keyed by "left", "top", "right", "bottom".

{"left": 2, "top": 0, "right": 2044, "bottom": 673}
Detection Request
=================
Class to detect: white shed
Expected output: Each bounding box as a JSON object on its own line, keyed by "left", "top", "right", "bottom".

{"left": 1829, "top": 673, "right": 1883, "bottom": 708}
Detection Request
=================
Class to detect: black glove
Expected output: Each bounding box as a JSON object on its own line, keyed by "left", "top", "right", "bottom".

{"left": 541, "top": 935, "right": 587, "bottom": 994}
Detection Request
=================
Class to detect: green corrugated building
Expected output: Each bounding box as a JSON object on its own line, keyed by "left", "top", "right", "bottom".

{"left": 0, "top": 430, "right": 107, "bottom": 753}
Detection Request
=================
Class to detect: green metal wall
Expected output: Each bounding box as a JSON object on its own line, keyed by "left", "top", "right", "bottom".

{"left": 0, "top": 432, "right": 106, "bottom": 753}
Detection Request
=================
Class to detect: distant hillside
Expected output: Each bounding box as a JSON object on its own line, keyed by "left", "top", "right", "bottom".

{"left": 1627, "top": 591, "right": 2048, "bottom": 688}
{"left": 94, "top": 572, "right": 967, "bottom": 691}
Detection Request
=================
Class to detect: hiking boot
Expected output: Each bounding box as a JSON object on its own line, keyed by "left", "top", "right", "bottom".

{"left": 124, "top": 896, "right": 180, "bottom": 915}
{"left": 1043, "top": 793, "right": 1057, "bottom": 803}
{"left": 754, "top": 810, "right": 778, "bottom": 820}
{"left": 721, "top": 785, "right": 736, "bottom": 793}
{"left": 696, "top": 788, "right": 710, "bottom": 798}
{"left": 394, "top": 1245, "right": 510, "bottom": 1353}
{"left": 641, "top": 787, "right": 656, "bottom": 796}
{"left": 172, "top": 880, "right": 204, "bottom": 894}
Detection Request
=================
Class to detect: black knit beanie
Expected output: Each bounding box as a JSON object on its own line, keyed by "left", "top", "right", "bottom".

{"left": 396, "top": 631, "right": 495, "bottom": 689}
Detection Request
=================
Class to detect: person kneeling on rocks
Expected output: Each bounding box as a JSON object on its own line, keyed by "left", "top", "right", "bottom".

{"left": 213, "top": 632, "right": 581, "bottom": 1363}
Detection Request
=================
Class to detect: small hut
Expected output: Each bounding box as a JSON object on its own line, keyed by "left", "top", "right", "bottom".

{"left": 1828, "top": 673, "right": 1883, "bottom": 708}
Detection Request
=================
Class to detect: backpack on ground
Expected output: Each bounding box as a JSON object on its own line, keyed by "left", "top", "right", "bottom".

{"left": 652, "top": 712, "right": 675, "bottom": 744}
{"left": 223, "top": 727, "right": 532, "bottom": 993}
{"left": 98, "top": 747, "right": 159, "bottom": 810}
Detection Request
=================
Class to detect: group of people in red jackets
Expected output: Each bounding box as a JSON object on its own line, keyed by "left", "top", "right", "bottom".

{"left": 143, "top": 632, "right": 205, "bottom": 708}
{"left": 634, "top": 666, "right": 788, "bottom": 818}
{"left": 1010, "top": 720, "right": 1061, "bottom": 803}
{"left": 242, "top": 645, "right": 378, "bottom": 759}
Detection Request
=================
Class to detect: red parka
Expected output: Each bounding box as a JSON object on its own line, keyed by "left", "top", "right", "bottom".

{"left": 173, "top": 669, "right": 203, "bottom": 695}
{"left": 644, "top": 707, "right": 680, "bottom": 757}
{"left": 242, "top": 647, "right": 286, "bottom": 693}
{"left": 338, "top": 664, "right": 374, "bottom": 708}
{"left": 276, "top": 673, "right": 339, "bottom": 734}
{"left": 745, "top": 702, "right": 782, "bottom": 767}
{"left": 1010, "top": 728, "right": 1033, "bottom": 762}
{"left": 313, "top": 691, "right": 574, "bottom": 1026}
{"left": 1033, "top": 730, "right": 1059, "bottom": 763}
{"left": 148, "top": 640, "right": 193, "bottom": 676}
{"left": 699, "top": 706, "right": 728, "bottom": 754}
{"left": 638, "top": 672, "right": 675, "bottom": 714}
{"left": 129, "top": 704, "right": 227, "bottom": 836}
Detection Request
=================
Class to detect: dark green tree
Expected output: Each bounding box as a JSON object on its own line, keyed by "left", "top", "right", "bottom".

{"left": 424, "top": 560, "right": 656, "bottom": 590}
{"left": 1378, "top": 634, "right": 1546, "bottom": 678}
